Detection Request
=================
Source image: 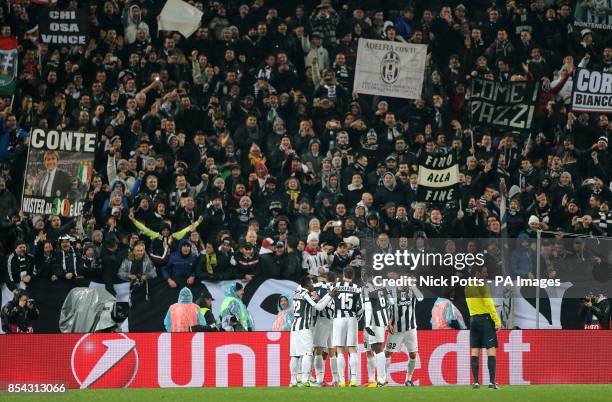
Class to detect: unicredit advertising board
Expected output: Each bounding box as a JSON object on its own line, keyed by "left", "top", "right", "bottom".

{"left": 0, "top": 331, "right": 611, "bottom": 389}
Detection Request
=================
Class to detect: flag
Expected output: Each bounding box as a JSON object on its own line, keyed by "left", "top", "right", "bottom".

{"left": 78, "top": 160, "right": 92, "bottom": 183}
{"left": 158, "top": 0, "right": 203, "bottom": 38}
{"left": 0, "top": 37, "right": 17, "bottom": 97}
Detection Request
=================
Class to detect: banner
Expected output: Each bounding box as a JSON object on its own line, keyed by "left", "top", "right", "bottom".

{"left": 469, "top": 79, "right": 539, "bottom": 130}
{"left": 570, "top": 68, "right": 612, "bottom": 113}
{"left": 575, "top": 3, "right": 612, "bottom": 31}
{"left": 353, "top": 38, "right": 427, "bottom": 99}
{"left": 39, "top": 8, "right": 88, "bottom": 45}
{"left": 0, "top": 330, "right": 610, "bottom": 389}
{"left": 159, "top": 0, "right": 204, "bottom": 38}
{"left": 21, "top": 128, "right": 96, "bottom": 217}
{"left": 0, "top": 37, "right": 17, "bottom": 97}
{"left": 416, "top": 151, "right": 460, "bottom": 202}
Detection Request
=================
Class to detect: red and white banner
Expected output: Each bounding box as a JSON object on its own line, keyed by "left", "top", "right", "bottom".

{"left": 0, "top": 330, "right": 611, "bottom": 389}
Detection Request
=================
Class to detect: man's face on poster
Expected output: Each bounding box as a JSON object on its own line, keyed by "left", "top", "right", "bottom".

{"left": 44, "top": 152, "right": 58, "bottom": 172}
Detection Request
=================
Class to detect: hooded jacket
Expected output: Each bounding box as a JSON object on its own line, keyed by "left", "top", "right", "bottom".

{"left": 271, "top": 293, "right": 294, "bottom": 331}
{"left": 218, "top": 283, "right": 254, "bottom": 331}
{"left": 163, "top": 287, "right": 206, "bottom": 332}
{"left": 511, "top": 233, "right": 535, "bottom": 276}
{"left": 162, "top": 239, "right": 197, "bottom": 280}
{"left": 375, "top": 172, "right": 405, "bottom": 208}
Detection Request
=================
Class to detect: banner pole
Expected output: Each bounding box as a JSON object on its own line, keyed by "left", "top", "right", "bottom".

{"left": 535, "top": 229, "right": 541, "bottom": 329}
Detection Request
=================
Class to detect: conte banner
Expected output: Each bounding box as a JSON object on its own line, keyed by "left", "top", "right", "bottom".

{"left": 0, "top": 331, "right": 611, "bottom": 389}
{"left": 21, "top": 128, "right": 96, "bottom": 217}
{"left": 571, "top": 68, "right": 612, "bottom": 113}
{"left": 39, "top": 8, "right": 88, "bottom": 45}
{"left": 353, "top": 38, "right": 427, "bottom": 99}
{"left": 469, "top": 79, "right": 538, "bottom": 130}
{"left": 416, "top": 151, "right": 460, "bottom": 202}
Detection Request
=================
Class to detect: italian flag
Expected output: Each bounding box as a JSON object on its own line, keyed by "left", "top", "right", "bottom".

{"left": 0, "top": 37, "right": 17, "bottom": 97}
{"left": 78, "top": 160, "right": 93, "bottom": 183}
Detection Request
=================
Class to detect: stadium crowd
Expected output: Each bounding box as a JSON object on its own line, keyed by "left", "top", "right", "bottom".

{"left": 0, "top": 0, "right": 611, "bottom": 331}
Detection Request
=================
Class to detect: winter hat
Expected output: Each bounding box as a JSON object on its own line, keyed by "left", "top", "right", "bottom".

{"left": 508, "top": 185, "right": 521, "bottom": 200}
{"left": 262, "top": 238, "right": 274, "bottom": 249}
{"left": 307, "top": 233, "right": 319, "bottom": 243}
{"left": 343, "top": 236, "right": 360, "bottom": 248}
{"left": 528, "top": 215, "right": 540, "bottom": 225}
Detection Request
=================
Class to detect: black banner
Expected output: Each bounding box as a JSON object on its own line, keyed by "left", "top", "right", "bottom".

{"left": 416, "top": 151, "right": 460, "bottom": 203}
{"left": 40, "top": 8, "right": 88, "bottom": 45}
{"left": 470, "top": 79, "right": 539, "bottom": 130}
{"left": 571, "top": 68, "right": 612, "bottom": 114}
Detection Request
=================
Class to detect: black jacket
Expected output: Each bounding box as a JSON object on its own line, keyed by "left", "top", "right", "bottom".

{"left": 99, "top": 245, "right": 127, "bottom": 294}
{"left": 259, "top": 251, "right": 301, "bottom": 281}
{"left": 53, "top": 247, "right": 83, "bottom": 279}
{"left": 3, "top": 252, "right": 35, "bottom": 291}
{"left": 1, "top": 293, "right": 39, "bottom": 333}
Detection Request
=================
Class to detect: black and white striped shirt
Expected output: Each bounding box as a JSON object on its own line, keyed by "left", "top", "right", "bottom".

{"left": 291, "top": 286, "right": 332, "bottom": 331}
{"left": 389, "top": 287, "right": 423, "bottom": 332}
{"left": 314, "top": 281, "right": 333, "bottom": 320}
{"left": 363, "top": 282, "right": 392, "bottom": 327}
{"left": 302, "top": 249, "right": 331, "bottom": 276}
{"left": 332, "top": 281, "right": 362, "bottom": 318}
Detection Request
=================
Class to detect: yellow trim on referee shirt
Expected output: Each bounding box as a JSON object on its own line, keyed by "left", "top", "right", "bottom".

{"left": 465, "top": 284, "right": 501, "bottom": 328}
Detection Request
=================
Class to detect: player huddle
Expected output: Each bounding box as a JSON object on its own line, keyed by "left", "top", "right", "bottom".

{"left": 289, "top": 266, "right": 423, "bottom": 388}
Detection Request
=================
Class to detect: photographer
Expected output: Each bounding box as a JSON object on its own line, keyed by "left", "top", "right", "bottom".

{"left": 118, "top": 241, "right": 157, "bottom": 285}
{"left": 1, "top": 289, "right": 39, "bottom": 333}
{"left": 579, "top": 292, "right": 611, "bottom": 330}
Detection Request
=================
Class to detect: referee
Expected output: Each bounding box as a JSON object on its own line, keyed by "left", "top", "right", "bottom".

{"left": 465, "top": 265, "right": 501, "bottom": 389}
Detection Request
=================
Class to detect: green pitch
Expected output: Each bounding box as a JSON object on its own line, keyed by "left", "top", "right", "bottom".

{"left": 3, "top": 385, "right": 612, "bottom": 402}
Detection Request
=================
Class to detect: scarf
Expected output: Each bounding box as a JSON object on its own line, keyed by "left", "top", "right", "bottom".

{"left": 204, "top": 253, "right": 217, "bottom": 274}
{"left": 304, "top": 246, "right": 321, "bottom": 256}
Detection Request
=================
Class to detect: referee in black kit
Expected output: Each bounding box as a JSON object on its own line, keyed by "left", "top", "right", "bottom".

{"left": 465, "top": 265, "right": 501, "bottom": 390}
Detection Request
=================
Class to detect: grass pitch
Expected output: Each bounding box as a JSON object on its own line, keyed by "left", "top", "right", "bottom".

{"left": 3, "top": 384, "right": 612, "bottom": 402}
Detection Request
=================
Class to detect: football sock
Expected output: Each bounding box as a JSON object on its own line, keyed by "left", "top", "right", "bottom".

{"left": 314, "top": 355, "right": 324, "bottom": 383}
{"left": 290, "top": 357, "right": 299, "bottom": 384}
{"left": 301, "top": 354, "right": 312, "bottom": 383}
{"left": 337, "top": 353, "right": 346, "bottom": 382}
{"left": 349, "top": 352, "right": 359, "bottom": 382}
{"left": 367, "top": 354, "right": 376, "bottom": 382}
{"left": 488, "top": 356, "right": 496, "bottom": 385}
{"left": 376, "top": 352, "right": 387, "bottom": 383}
{"left": 406, "top": 357, "right": 417, "bottom": 381}
{"left": 471, "top": 356, "right": 479, "bottom": 383}
{"left": 330, "top": 356, "right": 339, "bottom": 383}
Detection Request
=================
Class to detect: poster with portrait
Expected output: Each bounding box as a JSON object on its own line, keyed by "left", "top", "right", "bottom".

{"left": 21, "top": 128, "right": 96, "bottom": 217}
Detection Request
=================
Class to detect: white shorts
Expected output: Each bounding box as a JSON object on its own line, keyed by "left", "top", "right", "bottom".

{"left": 385, "top": 329, "right": 418, "bottom": 353}
{"left": 332, "top": 317, "right": 358, "bottom": 347}
{"left": 364, "top": 326, "right": 386, "bottom": 350}
{"left": 313, "top": 317, "right": 333, "bottom": 348}
{"left": 290, "top": 329, "right": 314, "bottom": 357}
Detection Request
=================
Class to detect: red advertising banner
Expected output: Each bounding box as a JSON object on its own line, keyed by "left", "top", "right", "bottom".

{"left": 0, "top": 330, "right": 611, "bottom": 389}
